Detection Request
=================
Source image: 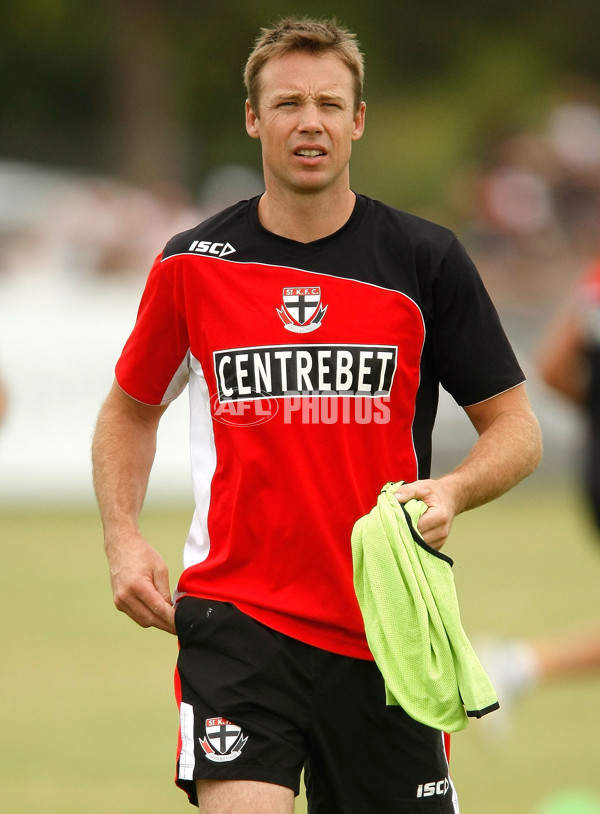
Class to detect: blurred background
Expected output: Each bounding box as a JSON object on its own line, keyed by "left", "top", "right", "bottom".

{"left": 1, "top": 0, "right": 599, "bottom": 500}
{"left": 1, "top": 2, "right": 600, "bottom": 813}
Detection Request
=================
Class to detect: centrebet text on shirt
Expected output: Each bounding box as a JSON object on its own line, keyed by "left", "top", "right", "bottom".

{"left": 212, "top": 342, "right": 396, "bottom": 425}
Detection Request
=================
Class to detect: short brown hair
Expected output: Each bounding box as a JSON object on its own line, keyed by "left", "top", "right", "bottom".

{"left": 244, "top": 17, "right": 365, "bottom": 115}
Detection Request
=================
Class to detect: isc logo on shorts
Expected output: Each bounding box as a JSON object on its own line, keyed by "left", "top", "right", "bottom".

{"left": 416, "top": 777, "right": 450, "bottom": 797}
{"left": 199, "top": 717, "right": 248, "bottom": 763}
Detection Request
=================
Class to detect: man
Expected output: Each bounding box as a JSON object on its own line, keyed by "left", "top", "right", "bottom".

{"left": 537, "top": 258, "right": 600, "bottom": 529}
{"left": 92, "top": 17, "right": 542, "bottom": 814}
{"left": 479, "top": 257, "right": 600, "bottom": 726}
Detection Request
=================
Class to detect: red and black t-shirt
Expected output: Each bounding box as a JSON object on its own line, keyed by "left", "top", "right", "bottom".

{"left": 116, "top": 194, "right": 524, "bottom": 659}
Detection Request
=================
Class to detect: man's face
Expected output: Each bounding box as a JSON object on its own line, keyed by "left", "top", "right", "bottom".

{"left": 246, "top": 51, "right": 366, "bottom": 197}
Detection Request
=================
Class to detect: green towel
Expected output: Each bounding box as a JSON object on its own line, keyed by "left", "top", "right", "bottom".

{"left": 352, "top": 481, "right": 499, "bottom": 733}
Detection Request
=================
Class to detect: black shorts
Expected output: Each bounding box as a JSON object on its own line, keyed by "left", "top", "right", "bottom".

{"left": 174, "top": 596, "right": 459, "bottom": 812}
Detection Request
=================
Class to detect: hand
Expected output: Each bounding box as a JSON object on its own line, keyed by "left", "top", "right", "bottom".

{"left": 393, "top": 478, "right": 458, "bottom": 550}
{"left": 105, "top": 531, "right": 176, "bottom": 634}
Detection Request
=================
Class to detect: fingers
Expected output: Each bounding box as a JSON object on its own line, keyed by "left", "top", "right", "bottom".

{"left": 111, "top": 559, "right": 176, "bottom": 634}
{"left": 393, "top": 479, "right": 454, "bottom": 550}
{"left": 114, "top": 583, "right": 176, "bottom": 634}
{"left": 148, "top": 589, "right": 176, "bottom": 634}
{"left": 146, "top": 602, "right": 176, "bottom": 635}
{"left": 415, "top": 519, "right": 450, "bottom": 550}
{"left": 106, "top": 534, "right": 176, "bottom": 634}
{"left": 135, "top": 584, "right": 175, "bottom": 633}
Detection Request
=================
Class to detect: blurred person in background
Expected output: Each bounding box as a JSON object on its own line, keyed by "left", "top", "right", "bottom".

{"left": 539, "top": 256, "right": 600, "bottom": 529}
{"left": 480, "top": 256, "right": 600, "bottom": 716}
{"left": 0, "top": 373, "right": 7, "bottom": 427}
{"left": 447, "top": 99, "right": 600, "bottom": 314}
{"left": 92, "top": 17, "right": 541, "bottom": 814}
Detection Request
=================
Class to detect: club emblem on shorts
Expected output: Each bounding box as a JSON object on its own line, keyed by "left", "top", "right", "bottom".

{"left": 199, "top": 717, "right": 248, "bottom": 763}
{"left": 277, "top": 286, "right": 327, "bottom": 333}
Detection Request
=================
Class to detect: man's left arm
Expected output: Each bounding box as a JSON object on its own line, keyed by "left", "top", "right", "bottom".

{"left": 395, "top": 383, "right": 542, "bottom": 549}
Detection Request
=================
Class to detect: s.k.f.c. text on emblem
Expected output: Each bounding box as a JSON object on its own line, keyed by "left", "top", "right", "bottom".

{"left": 277, "top": 286, "right": 327, "bottom": 333}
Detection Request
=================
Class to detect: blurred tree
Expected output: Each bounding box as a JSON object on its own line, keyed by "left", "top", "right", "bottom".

{"left": 0, "top": 0, "right": 107, "bottom": 168}
{"left": 102, "top": 0, "right": 192, "bottom": 187}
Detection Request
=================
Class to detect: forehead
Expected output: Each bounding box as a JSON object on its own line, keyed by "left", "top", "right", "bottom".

{"left": 259, "top": 51, "right": 354, "bottom": 100}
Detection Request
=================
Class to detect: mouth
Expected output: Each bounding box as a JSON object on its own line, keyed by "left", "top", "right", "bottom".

{"left": 295, "top": 148, "right": 326, "bottom": 158}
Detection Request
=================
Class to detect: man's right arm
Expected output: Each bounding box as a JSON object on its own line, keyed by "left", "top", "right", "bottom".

{"left": 91, "top": 380, "right": 176, "bottom": 634}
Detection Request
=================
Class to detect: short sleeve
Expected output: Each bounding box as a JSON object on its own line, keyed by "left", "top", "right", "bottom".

{"left": 115, "top": 255, "right": 191, "bottom": 405}
{"left": 431, "top": 239, "right": 525, "bottom": 406}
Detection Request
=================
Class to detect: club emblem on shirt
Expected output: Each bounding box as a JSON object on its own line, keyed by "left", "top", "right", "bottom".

{"left": 277, "top": 286, "right": 328, "bottom": 333}
{"left": 199, "top": 717, "right": 248, "bottom": 763}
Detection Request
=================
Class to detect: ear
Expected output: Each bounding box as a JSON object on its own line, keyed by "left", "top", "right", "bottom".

{"left": 245, "top": 100, "right": 260, "bottom": 139}
{"left": 352, "top": 101, "right": 366, "bottom": 142}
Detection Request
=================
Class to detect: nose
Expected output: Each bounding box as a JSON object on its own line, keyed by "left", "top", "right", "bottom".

{"left": 297, "top": 102, "right": 323, "bottom": 134}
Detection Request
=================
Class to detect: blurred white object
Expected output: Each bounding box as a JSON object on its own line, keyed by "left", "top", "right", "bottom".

{"left": 548, "top": 103, "right": 600, "bottom": 170}
{"left": 474, "top": 636, "right": 540, "bottom": 739}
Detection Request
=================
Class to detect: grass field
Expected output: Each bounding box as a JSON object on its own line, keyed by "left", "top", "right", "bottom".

{"left": 2, "top": 481, "right": 600, "bottom": 813}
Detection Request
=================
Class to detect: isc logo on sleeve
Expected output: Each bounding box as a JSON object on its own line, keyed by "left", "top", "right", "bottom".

{"left": 189, "top": 240, "right": 236, "bottom": 258}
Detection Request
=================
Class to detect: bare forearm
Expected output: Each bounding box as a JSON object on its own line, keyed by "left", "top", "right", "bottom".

{"left": 91, "top": 382, "right": 164, "bottom": 544}
{"left": 91, "top": 381, "right": 175, "bottom": 633}
{"left": 93, "top": 420, "right": 152, "bottom": 541}
{"left": 535, "top": 625, "right": 600, "bottom": 680}
{"left": 440, "top": 402, "right": 542, "bottom": 516}
{"left": 395, "top": 385, "right": 542, "bottom": 548}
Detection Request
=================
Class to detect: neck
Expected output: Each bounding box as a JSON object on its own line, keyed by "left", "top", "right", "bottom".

{"left": 257, "top": 187, "right": 356, "bottom": 243}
